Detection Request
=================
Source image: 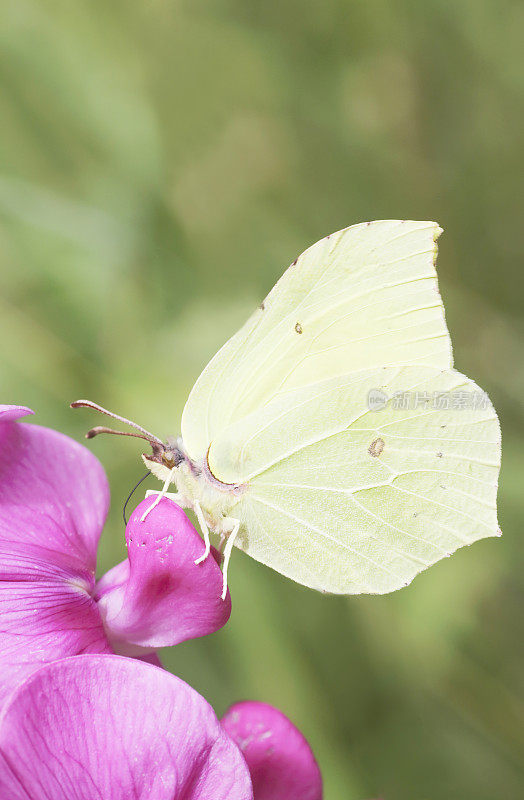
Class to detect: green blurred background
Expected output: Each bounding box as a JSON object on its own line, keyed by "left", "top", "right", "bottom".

{"left": 1, "top": 1, "right": 523, "bottom": 797}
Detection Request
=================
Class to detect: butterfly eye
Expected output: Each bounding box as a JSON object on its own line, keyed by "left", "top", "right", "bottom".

{"left": 162, "top": 448, "right": 184, "bottom": 469}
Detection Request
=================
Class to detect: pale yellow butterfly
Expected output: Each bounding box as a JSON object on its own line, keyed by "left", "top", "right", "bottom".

{"left": 73, "top": 220, "right": 501, "bottom": 599}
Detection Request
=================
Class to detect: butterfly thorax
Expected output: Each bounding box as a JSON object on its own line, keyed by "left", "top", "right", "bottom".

{"left": 143, "top": 441, "right": 245, "bottom": 533}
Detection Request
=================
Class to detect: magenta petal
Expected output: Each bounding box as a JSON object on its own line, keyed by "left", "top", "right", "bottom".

{"left": 221, "top": 701, "right": 322, "bottom": 800}
{"left": 0, "top": 568, "right": 111, "bottom": 707}
{"left": 0, "top": 507, "right": 111, "bottom": 706}
{"left": 97, "top": 498, "right": 231, "bottom": 652}
{"left": 0, "top": 405, "right": 34, "bottom": 422}
{"left": 0, "top": 655, "right": 253, "bottom": 800}
{"left": 0, "top": 415, "right": 109, "bottom": 567}
{"left": 0, "top": 413, "right": 112, "bottom": 705}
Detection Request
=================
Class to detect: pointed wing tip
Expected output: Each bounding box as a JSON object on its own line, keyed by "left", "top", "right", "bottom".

{"left": 398, "top": 219, "right": 443, "bottom": 239}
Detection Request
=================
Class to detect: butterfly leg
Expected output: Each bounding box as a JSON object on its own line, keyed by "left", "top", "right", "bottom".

{"left": 221, "top": 518, "right": 240, "bottom": 601}
{"left": 144, "top": 490, "right": 183, "bottom": 502}
{"left": 193, "top": 500, "right": 211, "bottom": 565}
{"left": 140, "top": 467, "right": 177, "bottom": 522}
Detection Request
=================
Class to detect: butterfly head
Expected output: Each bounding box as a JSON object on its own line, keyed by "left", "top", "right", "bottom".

{"left": 141, "top": 435, "right": 186, "bottom": 481}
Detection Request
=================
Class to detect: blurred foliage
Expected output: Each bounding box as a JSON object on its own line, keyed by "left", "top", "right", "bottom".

{"left": 1, "top": 0, "right": 523, "bottom": 797}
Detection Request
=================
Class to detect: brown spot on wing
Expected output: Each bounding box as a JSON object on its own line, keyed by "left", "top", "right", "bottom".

{"left": 368, "top": 438, "right": 385, "bottom": 457}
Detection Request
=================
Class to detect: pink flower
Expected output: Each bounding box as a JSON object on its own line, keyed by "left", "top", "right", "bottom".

{"left": 0, "top": 405, "right": 230, "bottom": 706}
{"left": 0, "top": 655, "right": 322, "bottom": 799}
{"left": 222, "top": 701, "right": 322, "bottom": 800}
{"left": 0, "top": 655, "right": 253, "bottom": 799}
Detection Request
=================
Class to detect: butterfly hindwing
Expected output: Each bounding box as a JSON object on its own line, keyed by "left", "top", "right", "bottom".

{"left": 209, "top": 366, "right": 500, "bottom": 593}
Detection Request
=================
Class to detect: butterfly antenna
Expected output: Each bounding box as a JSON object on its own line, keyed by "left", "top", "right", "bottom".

{"left": 84, "top": 425, "right": 157, "bottom": 443}
{"left": 70, "top": 400, "right": 163, "bottom": 446}
{"left": 123, "top": 471, "right": 152, "bottom": 526}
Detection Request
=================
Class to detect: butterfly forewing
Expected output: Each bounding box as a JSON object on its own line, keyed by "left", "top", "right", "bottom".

{"left": 181, "top": 220, "right": 452, "bottom": 462}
